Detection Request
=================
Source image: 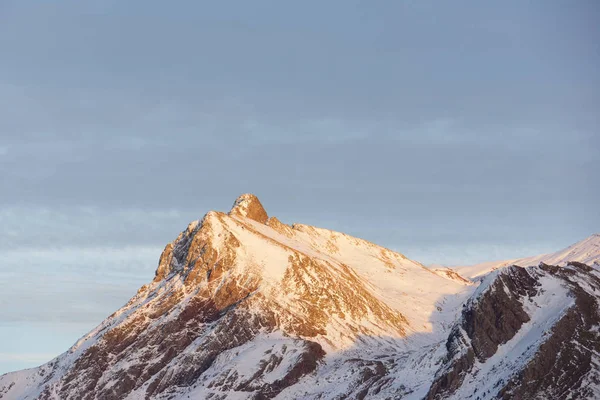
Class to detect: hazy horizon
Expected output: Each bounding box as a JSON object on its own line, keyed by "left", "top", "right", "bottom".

{"left": 1, "top": 0, "right": 599, "bottom": 374}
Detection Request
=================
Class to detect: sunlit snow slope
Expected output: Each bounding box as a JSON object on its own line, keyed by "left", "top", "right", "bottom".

{"left": 452, "top": 233, "right": 600, "bottom": 280}
{"left": 1, "top": 195, "right": 598, "bottom": 399}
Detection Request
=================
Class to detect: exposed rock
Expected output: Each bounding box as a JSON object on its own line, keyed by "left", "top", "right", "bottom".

{"left": 499, "top": 262, "right": 600, "bottom": 400}
{"left": 432, "top": 267, "right": 472, "bottom": 285}
{"left": 266, "top": 216, "right": 294, "bottom": 237}
{"left": 1, "top": 196, "right": 599, "bottom": 400}
{"left": 426, "top": 263, "right": 600, "bottom": 400}
{"left": 465, "top": 266, "right": 538, "bottom": 361}
{"left": 426, "top": 350, "right": 475, "bottom": 400}
{"left": 229, "top": 193, "right": 269, "bottom": 224}
{"left": 427, "top": 266, "right": 540, "bottom": 399}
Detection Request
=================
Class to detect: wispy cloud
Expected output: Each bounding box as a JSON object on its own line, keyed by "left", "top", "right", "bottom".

{"left": 0, "top": 245, "right": 161, "bottom": 324}
{"left": 0, "top": 353, "right": 58, "bottom": 364}
{"left": 0, "top": 206, "right": 191, "bottom": 250}
{"left": 399, "top": 242, "right": 560, "bottom": 267}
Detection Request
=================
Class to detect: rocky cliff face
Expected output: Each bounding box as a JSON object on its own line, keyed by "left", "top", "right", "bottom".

{"left": 1, "top": 195, "right": 598, "bottom": 399}
{"left": 426, "top": 262, "right": 600, "bottom": 400}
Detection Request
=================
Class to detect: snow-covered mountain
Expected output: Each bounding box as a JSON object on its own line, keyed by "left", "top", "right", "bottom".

{"left": 452, "top": 233, "right": 600, "bottom": 280}
{"left": 1, "top": 195, "right": 599, "bottom": 399}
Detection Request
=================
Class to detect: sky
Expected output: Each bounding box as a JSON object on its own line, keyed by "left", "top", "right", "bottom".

{"left": 0, "top": 0, "right": 599, "bottom": 374}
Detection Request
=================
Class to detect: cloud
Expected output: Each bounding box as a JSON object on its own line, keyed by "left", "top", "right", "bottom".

{"left": 398, "top": 242, "right": 559, "bottom": 267}
{"left": 0, "top": 321, "right": 96, "bottom": 374}
{"left": 0, "top": 353, "right": 58, "bottom": 363}
{"left": 1, "top": 0, "right": 598, "bottom": 376}
{"left": 0, "top": 246, "right": 161, "bottom": 324}
{"left": 0, "top": 206, "right": 194, "bottom": 250}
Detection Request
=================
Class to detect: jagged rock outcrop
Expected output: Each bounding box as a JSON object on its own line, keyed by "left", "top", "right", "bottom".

{"left": 498, "top": 262, "right": 600, "bottom": 400}
{"left": 426, "top": 262, "right": 600, "bottom": 400}
{"left": 431, "top": 267, "right": 471, "bottom": 285}
{"left": 1, "top": 195, "right": 598, "bottom": 399}
{"left": 229, "top": 193, "right": 269, "bottom": 224}
{"left": 426, "top": 266, "right": 539, "bottom": 399}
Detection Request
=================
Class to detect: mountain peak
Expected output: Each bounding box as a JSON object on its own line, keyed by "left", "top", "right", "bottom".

{"left": 3, "top": 201, "right": 599, "bottom": 399}
{"left": 229, "top": 193, "right": 268, "bottom": 223}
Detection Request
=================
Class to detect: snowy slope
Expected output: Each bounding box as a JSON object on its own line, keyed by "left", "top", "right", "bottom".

{"left": 1, "top": 195, "right": 598, "bottom": 399}
{"left": 452, "top": 233, "right": 600, "bottom": 279}
{"left": 427, "top": 262, "right": 600, "bottom": 400}
{"left": 0, "top": 195, "right": 471, "bottom": 399}
{"left": 446, "top": 270, "right": 572, "bottom": 400}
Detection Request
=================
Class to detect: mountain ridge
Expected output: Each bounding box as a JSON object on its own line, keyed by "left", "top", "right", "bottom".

{"left": 451, "top": 233, "right": 600, "bottom": 280}
{"left": 1, "top": 194, "right": 598, "bottom": 399}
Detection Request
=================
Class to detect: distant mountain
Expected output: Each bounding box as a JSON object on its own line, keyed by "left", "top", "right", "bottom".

{"left": 452, "top": 233, "right": 600, "bottom": 280}
{"left": 1, "top": 195, "right": 598, "bottom": 399}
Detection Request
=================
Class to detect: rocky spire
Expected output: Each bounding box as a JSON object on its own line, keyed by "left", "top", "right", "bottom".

{"left": 229, "top": 193, "right": 269, "bottom": 224}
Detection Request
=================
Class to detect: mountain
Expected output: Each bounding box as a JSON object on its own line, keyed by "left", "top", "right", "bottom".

{"left": 452, "top": 233, "right": 600, "bottom": 280}
{"left": 1, "top": 195, "right": 599, "bottom": 399}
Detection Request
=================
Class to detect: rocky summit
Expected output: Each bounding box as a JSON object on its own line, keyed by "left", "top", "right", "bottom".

{"left": 1, "top": 195, "right": 599, "bottom": 399}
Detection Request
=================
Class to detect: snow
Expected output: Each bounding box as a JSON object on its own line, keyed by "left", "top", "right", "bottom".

{"left": 199, "top": 332, "right": 308, "bottom": 385}
{"left": 2, "top": 201, "right": 597, "bottom": 400}
{"left": 0, "top": 208, "right": 477, "bottom": 399}
{"left": 447, "top": 271, "right": 574, "bottom": 400}
{"left": 220, "top": 212, "right": 474, "bottom": 346}
{"left": 452, "top": 233, "right": 600, "bottom": 280}
{"left": 0, "top": 368, "right": 44, "bottom": 400}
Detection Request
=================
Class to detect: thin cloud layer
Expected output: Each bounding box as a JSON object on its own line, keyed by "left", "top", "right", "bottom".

{"left": 0, "top": 246, "right": 161, "bottom": 324}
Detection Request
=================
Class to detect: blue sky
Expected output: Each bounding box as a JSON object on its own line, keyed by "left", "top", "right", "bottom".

{"left": 0, "top": 0, "right": 599, "bottom": 374}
